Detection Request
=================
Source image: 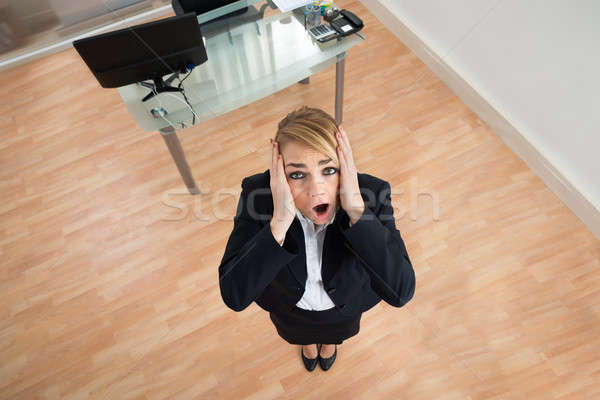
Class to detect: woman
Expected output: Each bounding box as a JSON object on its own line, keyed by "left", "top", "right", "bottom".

{"left": 218, "top": 106, "right": 415, "bottom": 372}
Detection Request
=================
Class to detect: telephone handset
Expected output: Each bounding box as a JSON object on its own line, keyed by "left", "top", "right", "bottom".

{"left": 330, "top": 9, "right": 363, "bottom": 37}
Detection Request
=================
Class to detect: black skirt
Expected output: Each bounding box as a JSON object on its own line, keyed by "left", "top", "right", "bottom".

{"left": 269, "top": 305, "right": 362, "bottom": 345}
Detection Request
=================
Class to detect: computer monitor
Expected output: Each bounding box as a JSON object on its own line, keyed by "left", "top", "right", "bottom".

{"left": 73, "top": 12, "right": 208, "bottom": 100}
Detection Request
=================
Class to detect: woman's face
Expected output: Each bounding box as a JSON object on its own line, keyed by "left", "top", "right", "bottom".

{"left": 280, "top": 140, "right": 339, "bottom": 227}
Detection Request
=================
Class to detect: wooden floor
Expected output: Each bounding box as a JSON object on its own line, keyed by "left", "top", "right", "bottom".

{"left": 1, "top": 1, "right": 599, "bottom": 399}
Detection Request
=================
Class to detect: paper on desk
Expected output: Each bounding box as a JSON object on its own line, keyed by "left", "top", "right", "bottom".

{"left": 272, "top": 0, "right": 313, "bottom": 12}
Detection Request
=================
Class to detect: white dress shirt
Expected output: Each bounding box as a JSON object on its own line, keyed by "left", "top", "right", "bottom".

{"left": 294, "top": 207, "right": 337, "bottom": 310}
{"left": 274, "top": 206, "right": 356, "bottom": 310}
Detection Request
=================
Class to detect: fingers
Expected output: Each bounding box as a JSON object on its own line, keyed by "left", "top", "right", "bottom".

{"left": 335, "top": 126, "right": 347, "bottom": 155}
{"left": 336, "top": 129, "right": 347, "bottom": 167}
{"left": 337, "top": 138, "right": 345, "bottom": 169}
{"left": 336, "top": 126, "right": 354, "bottom": 166}
{"left": 277, "top": 148, "right": 286, "bottom": 177}
{"left": 335, "top": 128, "right": 343, "bottom": 156}
{"left": 340, "top": 126, "right": 351, "bottom": 148}
{"left": 270, "top": 138, "right": 286, "bottom": 183}
{"left": 270, "top": 138, "right": 278, "bottom": 180}
{"left": 339, "top": 126, "right": 352, "bottom": 159}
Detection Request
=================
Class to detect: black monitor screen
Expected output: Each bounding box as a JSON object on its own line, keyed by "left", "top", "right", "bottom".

{"left": 73, "top": 12, "right": 207, "bottom": 88}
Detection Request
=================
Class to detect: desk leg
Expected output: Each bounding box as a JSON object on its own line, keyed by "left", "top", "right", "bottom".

{"left": 159, "top": 126, "right": 200, "bottom": 195}
{"left": 335, "top": 52, "right": 346, "bottom": 125}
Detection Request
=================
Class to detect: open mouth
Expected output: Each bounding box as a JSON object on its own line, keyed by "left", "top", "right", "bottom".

{"left": 312, "top": 203, "right": 330, "bottom": 217}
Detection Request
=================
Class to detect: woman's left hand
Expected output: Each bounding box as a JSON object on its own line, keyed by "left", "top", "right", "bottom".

{"left": 336, "top": 125, "right": 365, "bottom": 225}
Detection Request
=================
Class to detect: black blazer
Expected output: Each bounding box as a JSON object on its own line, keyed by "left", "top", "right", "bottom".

{"left": 218, "top": 169, "right": 416, "bottom": 317}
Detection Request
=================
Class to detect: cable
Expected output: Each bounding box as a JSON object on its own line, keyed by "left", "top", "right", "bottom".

{"left": 142, "top": 68, "right": 200, "bottom": 129}
{"left": 150, "top": 85, "right": 177, "bottom": 131}
{"left": 161, "top": 92, "right": 201, "bottom": 123}
{"left": 177, "top": 69, "right": 196, "bottom": 125}
{"left": 178, "top": 69, "right": 193, "bottom": 87}
{"left": 147, "top": 84, "right": 182, "bottom": 131}
{"left": 144, "top": 84, "right": 195, "bottom": 130}
{"left": 148, "top": 67, "right": 201, "bottom": 127}
{"left": 181, "top": 89, "right": 196, "bottom": 125}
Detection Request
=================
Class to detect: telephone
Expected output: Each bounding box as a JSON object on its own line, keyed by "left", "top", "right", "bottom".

{"left": 330, "top": 9, "right": 363, "bottom": 37}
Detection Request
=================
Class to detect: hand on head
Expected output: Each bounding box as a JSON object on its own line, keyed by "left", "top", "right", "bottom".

{"left": 335, "top": 126, "right": 365, "bottom": 223}
{"left": 269, "top": 138, "right": 296, "bottom": 239}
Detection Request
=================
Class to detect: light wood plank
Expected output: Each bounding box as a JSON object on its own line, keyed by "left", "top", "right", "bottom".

{"left": 1, "top": 1, "right": 598, "bottom": 399}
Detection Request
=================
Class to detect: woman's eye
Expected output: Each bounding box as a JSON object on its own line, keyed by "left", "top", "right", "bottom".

{"left": 289, "top": 167, "right": 337, "bottom": 180}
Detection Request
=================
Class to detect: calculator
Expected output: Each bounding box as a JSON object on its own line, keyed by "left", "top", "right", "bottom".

{"left": 308, "top": 24, "right": 338, "bottom": 42}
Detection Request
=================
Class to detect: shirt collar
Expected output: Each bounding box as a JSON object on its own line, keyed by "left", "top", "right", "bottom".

{"left": 296, "top": 205, "right": 336, "bottom": 234}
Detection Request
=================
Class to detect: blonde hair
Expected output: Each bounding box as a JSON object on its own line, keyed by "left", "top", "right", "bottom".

{"left": 275, "top": 106, "right": 340, "bottom": 166}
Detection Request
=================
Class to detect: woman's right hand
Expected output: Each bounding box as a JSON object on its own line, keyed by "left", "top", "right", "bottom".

{"left": 269, "top": 138, "right": 295, "bottom": 243}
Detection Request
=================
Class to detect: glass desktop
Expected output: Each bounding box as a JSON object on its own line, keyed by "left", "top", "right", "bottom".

{"left": 117, "top": 8, "right": 364, "bottom": 132}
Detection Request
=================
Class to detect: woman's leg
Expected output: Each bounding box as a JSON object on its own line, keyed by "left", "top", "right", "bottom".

{"left": 319, "top": 344, "right": 336, "bottom": 357}
{"left": 302, "top": 344, "right": 318, "bottom": 358}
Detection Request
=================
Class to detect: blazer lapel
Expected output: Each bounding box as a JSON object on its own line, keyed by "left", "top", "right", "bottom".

{"left": 322, "top": 206, "right": 351, "bottom": 284}
{"left": 260, "top": 169, "right": 373, "bottom": 291}
{"left": 285, "top": 205, "right": 351, "bottom": 288}
{"left": 286, "top": 217, "right": 306, "bottom": 287}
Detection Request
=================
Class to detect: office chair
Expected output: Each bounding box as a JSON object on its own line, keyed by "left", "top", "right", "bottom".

{"left": 171, "top": 0, "right": 277, "bottom": 38}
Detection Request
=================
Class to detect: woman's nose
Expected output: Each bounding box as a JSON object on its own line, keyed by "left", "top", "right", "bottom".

{"left": 309, "top": 176, "right": 325, "bottom": 197}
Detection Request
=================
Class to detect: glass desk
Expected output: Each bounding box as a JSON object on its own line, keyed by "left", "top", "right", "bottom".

{"left": 117, "top": 6, "right": 365, "bottom": 194}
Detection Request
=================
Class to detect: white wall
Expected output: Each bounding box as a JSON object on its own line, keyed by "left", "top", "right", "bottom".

{"left": 365, "top": 0, "right": 600, "bottom": 211}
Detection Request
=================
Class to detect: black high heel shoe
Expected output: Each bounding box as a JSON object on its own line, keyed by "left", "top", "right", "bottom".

{"left": 301, "top": 344, "right": 320, "bottom": 372}
{"left": 318, "top": 344, "right": 337, "bottom": 371}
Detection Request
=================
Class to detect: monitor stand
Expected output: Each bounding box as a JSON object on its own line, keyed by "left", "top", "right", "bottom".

{"left": 139, "top": 72, "right": 183, "bottom": 102}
